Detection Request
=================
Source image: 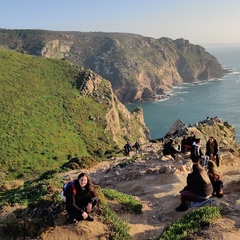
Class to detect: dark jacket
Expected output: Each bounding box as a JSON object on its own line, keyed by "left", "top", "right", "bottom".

{"left": 163, "top": 141, "right": 178, "bottom": 156}
{"left": 190, "top": 144, "right": 203, "bottom": 163}
{"left": 65, "top": 180, "right": 98, "bottom": 218}
{"left": 206, "top": 139, "right": 219, "bottom": 156}
{"left": 185, "top": 171, "right": 213, "bottom": 197}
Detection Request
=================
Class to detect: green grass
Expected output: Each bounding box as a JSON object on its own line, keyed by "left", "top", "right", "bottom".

{"left": 0, "top": 170, "right": 62, "bottom": 208}
{"left": 102, "top": 188, "right": 142, "bottom": 214}
{"left": 0, "top": 49, "right": 147, "bottom": 180}
{"left": 156, "top": 206, "right": 221, "bottom": 240}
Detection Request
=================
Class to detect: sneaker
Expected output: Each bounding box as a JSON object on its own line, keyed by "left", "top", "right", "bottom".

{"left": 86, "top": 214, "right": 94, "bottom": 221}
{"left": 175, "top": 203, "right": 188, "bottom": 212}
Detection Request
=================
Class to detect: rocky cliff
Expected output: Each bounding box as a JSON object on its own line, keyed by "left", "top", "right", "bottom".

{"left": 77, "top": 70, "right": 150, "bottom": 144}
{"left": 165, "top": 116, "right": 240, "bottom": 155}
{"left": 0, "top": 29, "right": 226, "bottom": 103}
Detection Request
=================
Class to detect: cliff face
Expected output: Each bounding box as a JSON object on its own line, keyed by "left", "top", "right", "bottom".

{"left": 0, "top": 29, "right": 225, "bottom": 103}
{"left": 77, "top": 70, "right": 150, "bottom": 144}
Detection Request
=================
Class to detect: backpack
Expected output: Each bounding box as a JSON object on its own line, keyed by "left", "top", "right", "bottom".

{"left": 60, "top": 181, "right": 77, "bottom": 201}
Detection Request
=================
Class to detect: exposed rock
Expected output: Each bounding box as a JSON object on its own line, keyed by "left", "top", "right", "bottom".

{"left": 165, "top": 116, "right": 240, "bottom": 156}
{"left": 0, "top": 30, "right": 225, "bottom": 103}
{"left": 78, "top": 70, "right": 150, "bottom": 144}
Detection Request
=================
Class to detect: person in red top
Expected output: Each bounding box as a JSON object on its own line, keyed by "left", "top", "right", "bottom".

{"left": 65, "top": 172, "right": 98, "bottom": 222}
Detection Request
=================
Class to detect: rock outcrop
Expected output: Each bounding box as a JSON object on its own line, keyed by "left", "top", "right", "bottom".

{"left": 165, "top": 116, "right": 240, "bottom": 155}
{"left": 78, "top": 70, "right": 150, "bottom": 144}
{"left": 0, "top": 29, "right": 226, "bottom": 103}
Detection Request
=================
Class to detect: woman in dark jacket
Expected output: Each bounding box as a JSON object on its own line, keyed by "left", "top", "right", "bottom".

{"left": 65, "top": 172, "right": 98, "bottom": 222}
{"left": 206, "top": 136, "right": 219, "bottom": 167}
{"left": 175, "top": 163, "right": 213, "bottom": 211}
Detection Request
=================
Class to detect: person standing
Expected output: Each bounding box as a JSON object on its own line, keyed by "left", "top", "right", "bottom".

{"left": 65, "top": 172, "right": 98, "bottom": 222}
{"left": 206, "top": 137, "right": 220, "bottom": 167}
{"left": 133, "top": 141, "right": 141, "bottom": 154}
{"left": 124, "top": 141, "right": 132, "bottom": 156}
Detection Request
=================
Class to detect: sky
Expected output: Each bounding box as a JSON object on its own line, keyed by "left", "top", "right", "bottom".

{"left": 1, "top": 0, "right": 240, "bottom": 46}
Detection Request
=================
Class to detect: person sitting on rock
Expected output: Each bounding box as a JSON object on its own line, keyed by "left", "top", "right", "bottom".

{"left": 163, "top": 138, "right": 179, "bottom": 160}
{"left": 190, "top": 138, "right": 209, "bottom": 168}
{"left": 181, "top": 133, "right": 191, "bottom": 153}
{"left": 175, "top": 162, "right": 213, "bottom": 212}
{"left": 206, "top": 136, "right": 220, "bottom": 167}
{"left": 187, "top": 132, "right": 196, "bottom": 146}
{"left": 207, "top": 160, "right": 223, "bottom": 198}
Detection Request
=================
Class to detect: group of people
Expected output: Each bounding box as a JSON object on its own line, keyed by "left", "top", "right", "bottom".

{"left": 124, "top": 140, "right": 141, "bottom": 156}
{"left": 162, "top": 133, "right": 223, "bottom": 212}
{"left": 63, "top": 134, "right": 222, "bottom": 222}
{"left": 191, "top": 136, "right": 220, "bottom": 168}
{"left": 164, "top": 134, "right": 220, "bottom": 168}
{"left": 181, "top": 132, "right": 196, "bottom": 153}
{"left": 175, "top": 160, "right": 223, "bottom": 212}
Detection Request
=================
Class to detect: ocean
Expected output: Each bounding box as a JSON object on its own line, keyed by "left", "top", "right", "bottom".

{"left": 126, "top": 44, "right": 240, "bottom": 143}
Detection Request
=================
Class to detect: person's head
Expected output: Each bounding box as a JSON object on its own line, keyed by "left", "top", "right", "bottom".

{"left": 207, "top": 160, "right": 218, "bottom": 174}
{"left": 209, "top": 136, "right": 214, "bottom": 141}
{"left": 192, "top": 162, "right": 211, "bottom": 184}
{"left": 169, "top": 139, "right": 173, "bottom": 144}
{"left": 195, "top": 138, "right": 201, "bottom": 145}
{"left": 192, "top": 162, "right": 203, "bottom": 173}
{"left": 77, "top": 173, "right": 96, "bottom": 194}
{"left": 78, "top": 172, "right": 90, "bottom": 188}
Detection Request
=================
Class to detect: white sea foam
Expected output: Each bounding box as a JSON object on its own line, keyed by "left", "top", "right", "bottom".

{"left": 126, "top": 45, "right": 240, "bottom": 142}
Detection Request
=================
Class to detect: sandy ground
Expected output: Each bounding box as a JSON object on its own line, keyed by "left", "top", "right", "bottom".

{"left": 40, "top": 143, "right": 240, "bottom": 240}
{"left": 2, "top": 142, "right": 240, "bottom": 240}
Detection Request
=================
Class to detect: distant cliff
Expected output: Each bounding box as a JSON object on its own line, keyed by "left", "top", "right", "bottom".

{"left": 0, "top": 29, "right": 226, "bottom": 103}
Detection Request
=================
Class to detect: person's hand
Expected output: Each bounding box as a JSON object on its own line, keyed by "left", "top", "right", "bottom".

{"left": 82, "top": 211, "right": 88, "bottom": 219}
{"left": 86, "top": 203, "right": 92, "bottom": 213}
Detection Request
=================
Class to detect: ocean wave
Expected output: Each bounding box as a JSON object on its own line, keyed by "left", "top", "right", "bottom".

{"left": 229, "top": 71, "right": 240, "bottom": 75}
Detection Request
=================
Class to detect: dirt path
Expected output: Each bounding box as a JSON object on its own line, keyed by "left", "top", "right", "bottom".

{"left": 52, "top": 142, "right": 240, "bottom": 240}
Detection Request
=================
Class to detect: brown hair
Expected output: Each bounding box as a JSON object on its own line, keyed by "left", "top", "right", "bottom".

{"left": 78, "top": 172, "right": 96, "bottom": 195}
{"left": 207, "top": 160, "right": 219, "bottom": 175}
{"left": 192, "top": 162, "right": 211, "bottom": 184}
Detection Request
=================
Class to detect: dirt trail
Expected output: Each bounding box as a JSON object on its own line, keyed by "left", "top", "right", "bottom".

{"left": 48, "top": 142, "right": 240, "bottom": 240}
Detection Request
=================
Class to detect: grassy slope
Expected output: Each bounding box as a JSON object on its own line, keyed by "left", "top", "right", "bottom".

{"left": 0, "top": 49, "right": 116, "bottom": 180}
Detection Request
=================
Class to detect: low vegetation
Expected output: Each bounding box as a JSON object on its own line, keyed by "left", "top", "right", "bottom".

{"left": 0, "top": 181, "right": 133, "bottom": 239}
{"left": 156, "top": 206, "right": 221, "bottom": 240}
{"left": 0, "top": 49, "right": 134, "bottom": 181}
{"left": 103, "top": 188, "right": 142, "bottom": 214}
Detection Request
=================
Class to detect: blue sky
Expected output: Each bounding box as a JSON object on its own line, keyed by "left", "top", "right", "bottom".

{"left": 1, "top": 0, "right": 240, "bottom": 45}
